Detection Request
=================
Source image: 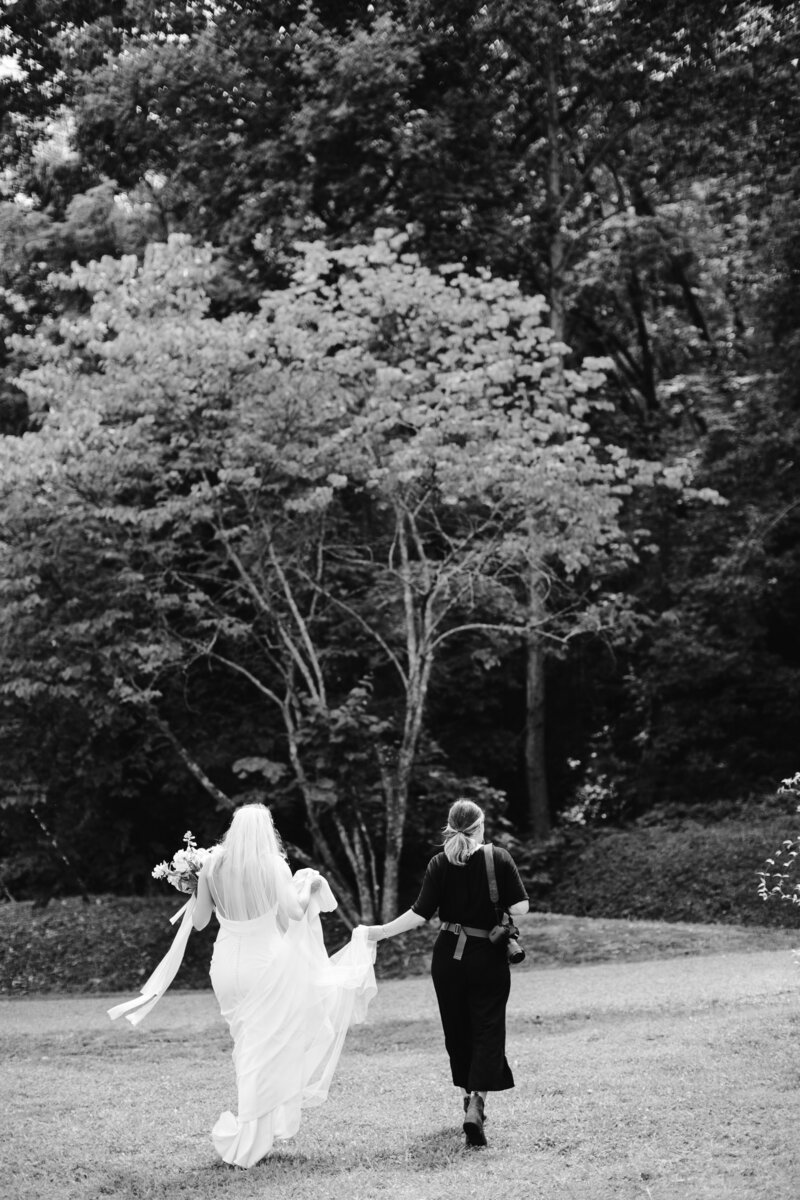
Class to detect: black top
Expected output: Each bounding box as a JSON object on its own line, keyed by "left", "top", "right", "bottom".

{"left": 411, "top": 844, "right": 528, "bottom": 928}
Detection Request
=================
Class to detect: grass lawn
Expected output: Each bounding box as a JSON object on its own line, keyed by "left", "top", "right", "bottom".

{"left": 4, "top": 919, "right": 800, "bottom": 1200}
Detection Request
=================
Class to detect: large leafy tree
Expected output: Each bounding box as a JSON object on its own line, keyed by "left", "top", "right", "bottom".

{"left": 3, "top": 0, "right": 799, "bottom": 871}
{"left": 1, "top": 231, "right": 675, "bottom": 911}
{"left": 4, "top": 0, "right": 795, "bottom": 390}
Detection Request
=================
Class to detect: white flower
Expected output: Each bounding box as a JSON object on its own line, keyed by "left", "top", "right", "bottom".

{"left": 153, "top": 836, "right": 210, "bottom": 894}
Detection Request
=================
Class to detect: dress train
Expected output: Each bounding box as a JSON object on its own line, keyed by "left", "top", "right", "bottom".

{"left": 209, "top": 874, "right": 376, "bottom": 1167}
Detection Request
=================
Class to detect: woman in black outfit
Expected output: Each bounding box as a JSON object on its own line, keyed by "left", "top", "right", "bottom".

{"left": 363, "top": 799, "right": 529, "bottom": 1147}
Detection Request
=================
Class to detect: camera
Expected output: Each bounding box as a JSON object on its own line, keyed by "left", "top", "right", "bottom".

{"left": 506, "top": 931, "right": 526, "bottom": 964}
{"left": 489, "top": 921, "right": 526, "bottom": 963}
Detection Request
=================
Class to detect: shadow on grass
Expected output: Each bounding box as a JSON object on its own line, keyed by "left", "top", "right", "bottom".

{"left": 393, "top": 1125, "right": 478, "bottom": 1171}
{"left": 84, "top": 1156, "right": 338, "bottom": 1199}
{"left": 256, "top": 1127, "right": 470, "bottom": 1176}
{"left": 193, "top": 1128, "right": 470, "bottom": 1185}
{"left": 77, "top": 1126, "right": 573, "bottom": 1200}
{"left": 347, "top": 1017, "right": 441, "bottom": 1055}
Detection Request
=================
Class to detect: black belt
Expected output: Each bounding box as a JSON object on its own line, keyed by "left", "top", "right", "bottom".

{"left": 440, "top": 921, "right": 492, "bottom": 960}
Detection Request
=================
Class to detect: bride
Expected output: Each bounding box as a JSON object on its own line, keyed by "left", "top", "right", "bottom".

{"left": 111, "top": 803, "right": 377, "bottom": 1169}
{"left": 192, "top": 804, "right": 377, "bottom": 1167}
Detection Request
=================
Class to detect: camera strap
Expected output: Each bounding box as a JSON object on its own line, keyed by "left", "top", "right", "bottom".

{"left": 483, "top": 843, "right": 498, "bottom": 903}
{"left": 483, "top": 843, "right": 502, "bottom": 917}
{"left": 484, "top": 840, "right": 510, "bottom": 931}
{"left": 484, "top": 844, "right": 526, "bottom": 966}
{"left": 484, "top": 843, "right": 516, "bottom": 929}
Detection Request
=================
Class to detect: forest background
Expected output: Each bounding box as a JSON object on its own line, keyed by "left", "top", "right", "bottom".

{"left": 1, "top": 0, "right": 799, "bottom": 930}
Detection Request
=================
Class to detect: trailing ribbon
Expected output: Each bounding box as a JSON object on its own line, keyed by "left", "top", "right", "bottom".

{"left": 107, "top": 893, "right": 197, "bottom": 1026}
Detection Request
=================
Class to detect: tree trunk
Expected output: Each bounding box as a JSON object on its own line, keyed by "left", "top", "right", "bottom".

{"left": 379, "top": 512, "right": 434, "bottom": 922}
{"left": 546, "top": 22, "right": 567, "bottom": 364}
{"left": 522, "top": 23, "right": 560, "bottom": 842}
{"left": 380, "top": 798, "right": 402, "bottom": 923}
{"left": 332, "top": 812, "right": 376, "bottom": 923}
{"left": 298, "top": 788, "right": 362, "bottom": 928}
{"left": 524, "top": 580, "right": 551, "bottom": 840}
{"left": 379, "top": 650, "right": 432, "bottom": 922}
{"left": 380, "top": 739, "right": 418, "bottom": 922}
{"left": 627, "top": 265, "right": 658, "bottom": 412}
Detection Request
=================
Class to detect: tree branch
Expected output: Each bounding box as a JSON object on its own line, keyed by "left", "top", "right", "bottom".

{"left": 266, "top": 537, "right": 328, "bottom": 707}
{"left": 204, "top": 648, "right": 287, "bottom": 713}
{"left": 298, "top": 570, "right": 409, "bottom": 688}
{"left": 147, "top": 709, "right": 236, "bottom": 811}
{"left": 428, "top": 616, "right": 566, "bottom": 653}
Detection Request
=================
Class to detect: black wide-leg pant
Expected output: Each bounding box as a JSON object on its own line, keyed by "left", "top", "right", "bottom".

{"left": 430, "top": 931, "right": 515, "bottom": 1093}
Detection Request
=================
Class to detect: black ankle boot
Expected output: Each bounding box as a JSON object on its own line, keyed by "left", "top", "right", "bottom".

{"left": 463, "top": 1092, "right": 487, "bottom": 1147}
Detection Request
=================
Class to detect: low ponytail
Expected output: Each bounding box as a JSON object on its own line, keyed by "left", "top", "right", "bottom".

{"left": 443, "top": 799, "right": 485, "bottom": 866}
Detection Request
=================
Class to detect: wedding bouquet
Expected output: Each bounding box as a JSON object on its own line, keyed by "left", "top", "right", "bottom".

{"left": 152, "top": 831, "right": 212, "bottom": 895}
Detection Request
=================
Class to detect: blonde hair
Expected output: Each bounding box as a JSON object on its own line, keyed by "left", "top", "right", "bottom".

{"left": 443, "top": 799, "right": 485, "bottom": 866}
{"left": 207, "top": 803, "right": 287, "bottom": 920}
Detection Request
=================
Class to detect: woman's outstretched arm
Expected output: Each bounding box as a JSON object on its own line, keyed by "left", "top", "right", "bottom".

{"left": 361, "top": 909, "right": 427, "bottom": 941}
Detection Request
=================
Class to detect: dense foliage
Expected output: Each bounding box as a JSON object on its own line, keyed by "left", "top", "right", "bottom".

{"left": 4, "top": 800, "right": 799, "bottom": 995}
{"left": 1, "top": 0, "right": 799, "bottom": 911}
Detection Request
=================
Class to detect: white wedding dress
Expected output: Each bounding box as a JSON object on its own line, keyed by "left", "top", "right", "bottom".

{"left": 208, "top": 873, "right": 376, "bottom": 1167}
{"left": 109, "top": 867, "right": 376, "bottom": 1169}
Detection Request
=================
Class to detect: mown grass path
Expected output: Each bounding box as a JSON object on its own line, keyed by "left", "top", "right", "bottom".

{"left": 4, "top": 942, "right": 800, "bottom": 1200}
